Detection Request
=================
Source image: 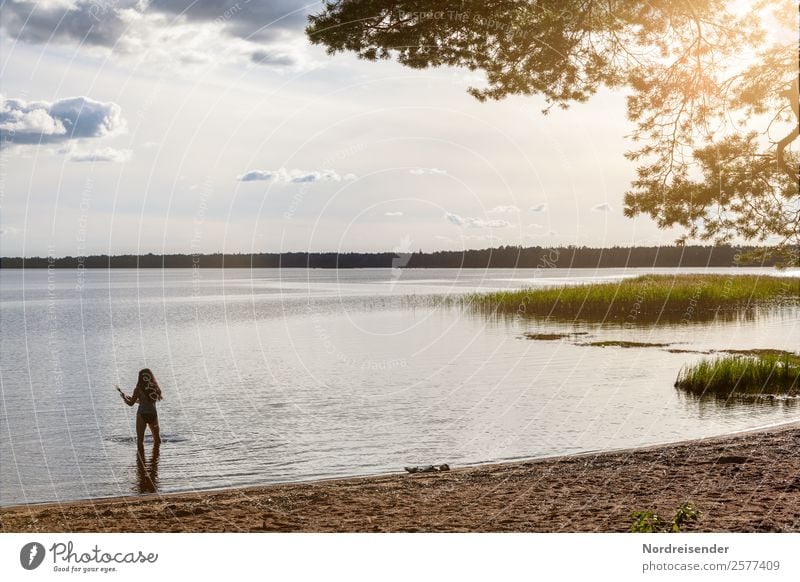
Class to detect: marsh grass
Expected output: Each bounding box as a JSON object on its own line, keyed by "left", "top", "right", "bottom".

{"left": 586, "top": 340, "right": 671, "bottom": 348}
{"left": 456, "top": 274, "right": 799, "bottom": 323}
{"left": 675, "top": 353, "right": 800, "bottom": 397}
{"left": 521, "top": 332, "right": 588, "bottom": 340}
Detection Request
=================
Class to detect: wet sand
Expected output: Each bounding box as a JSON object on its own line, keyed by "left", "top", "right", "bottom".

{"left": 2, "top": 422, "right": 799, "bottom": 533}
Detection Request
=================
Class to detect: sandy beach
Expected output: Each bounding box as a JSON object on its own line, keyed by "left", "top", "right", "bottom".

{"left": 2, "top": 422, "right": 799, "bottom": 533}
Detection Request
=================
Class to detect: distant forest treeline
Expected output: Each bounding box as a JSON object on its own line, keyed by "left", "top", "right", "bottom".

{"left": 0, "top": 245, "right": 787, "bottom": 269}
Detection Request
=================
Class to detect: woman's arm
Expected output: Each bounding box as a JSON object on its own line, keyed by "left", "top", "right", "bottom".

{"left": 123, "top": 388, "right": 140, "bottom": 407}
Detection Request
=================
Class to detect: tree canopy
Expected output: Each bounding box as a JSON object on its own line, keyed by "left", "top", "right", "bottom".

{"left": 307, "top": 0, "right": 799, "bottom": 263}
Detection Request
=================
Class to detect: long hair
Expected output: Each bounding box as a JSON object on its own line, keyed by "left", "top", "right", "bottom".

{"left": 136, "top": 368, "right": 163, "bottom": 402}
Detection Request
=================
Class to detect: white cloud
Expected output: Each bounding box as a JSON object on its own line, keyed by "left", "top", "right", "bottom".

{"left": 69, "top": 147, "right": 132, "bottom": 163}
{"left": 0, "top": 226, "right": 22, "bottom": 237}
{"left": 251, "top": 50, "right": 297, "bottom": 67}
{"left": 148, "top": 0, "right": 309, "bottom": 43}
{"left": 409, "top": 167, "right": 447, "bottom": 175}
{"left": 179, "top": 51, "right": 212, "bottom": 65}
{"left": 0, "top": 1, "right": 317, "bottom": 70}
{"left": 445, "top": 212, "right": 464, "bottom": 226}
{"left": 592, "top": 203, "right": 613, "bottom": 212}
{"left": 0, "top": 95, "right": 125, "bottom": 147}
{"left": 530, "top": 203, "right": 547, "bottom": 212}
{"left": 444, "top": 212, "right": 512, "bottom": 229}
{"left": 238, "top": 170, "right": 279, "bottom": 182}
{"left": 1, "top": 1, "right": 131, "bottom": 48}
{"left": 460, "top": 234, "right": 501, "bottom": 242}
{"left": 479, "top": 219, "right": 512, "bottom": 228}
{"left": 488, "top": 205, "right": 520, "bottom": 214}
{"left": 384, "top": 211, "right": 403, "bottom": 217}
{"left": 237, "top": 168, "right": 357, "bottom": 183}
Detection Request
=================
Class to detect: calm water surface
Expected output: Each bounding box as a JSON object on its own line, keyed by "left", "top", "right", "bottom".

{"left": 1, "top": 267, "right": 798, "bottom": 505}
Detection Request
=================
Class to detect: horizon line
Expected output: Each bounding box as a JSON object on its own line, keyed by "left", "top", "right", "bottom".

{"left": 0, "top": 243, "right": 771, "bottom": 262}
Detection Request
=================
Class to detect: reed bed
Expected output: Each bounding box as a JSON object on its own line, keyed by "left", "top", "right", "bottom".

{"left": 457, "top": 274, "right": 799, "bottom": 322}
{"left": 675, "top": 353, "right": 800, "bottom": 397}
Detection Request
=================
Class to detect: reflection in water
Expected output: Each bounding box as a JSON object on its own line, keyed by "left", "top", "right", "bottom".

{"left": 458, "top": 302, "right": 786, "bottom": 328}
{"left": 135, "top": 443, "right": 160, "bottom": 494}
{"left": 677, "top": 389, "right": 799, "bottom": 412}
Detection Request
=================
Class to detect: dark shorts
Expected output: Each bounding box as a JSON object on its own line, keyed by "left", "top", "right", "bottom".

{"left": 138, "top": 411, "right": 158, "bottom": 425}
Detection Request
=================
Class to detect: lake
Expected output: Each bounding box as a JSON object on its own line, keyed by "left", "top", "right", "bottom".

{"left": 1, "top": 267, "right": 798, "bottom": 506}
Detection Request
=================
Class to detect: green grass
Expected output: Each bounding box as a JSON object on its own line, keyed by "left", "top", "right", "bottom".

{"left": 675, "top": 353, "right": 800, "bottom": 397}
{"left": 456, "top": 274, "right": 799, "bottom": 322}
{"left": 630, "top": 502, "right": 700, "bottom": 533}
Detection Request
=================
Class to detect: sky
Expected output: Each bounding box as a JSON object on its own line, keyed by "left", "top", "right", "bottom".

{"left": 0, "top": 0, "right": 686, "bottom": 258}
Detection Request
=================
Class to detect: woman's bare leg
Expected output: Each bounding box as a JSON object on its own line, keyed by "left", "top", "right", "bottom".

{"left": 136, "top": 414, "right": 146, "bottom": 450}
{"left": 149, "top": 419, "right": 161, "bottom": 445}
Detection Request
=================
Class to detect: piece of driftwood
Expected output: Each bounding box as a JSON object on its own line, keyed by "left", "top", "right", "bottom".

{"left": 404, "top": 464, "right": 450, "bottom": 473}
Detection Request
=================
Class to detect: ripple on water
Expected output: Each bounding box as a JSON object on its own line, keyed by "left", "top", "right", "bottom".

{"left": 105, "top": 434, "right": 189, "bottom": 444}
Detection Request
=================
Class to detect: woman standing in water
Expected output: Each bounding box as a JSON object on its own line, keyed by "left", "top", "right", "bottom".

{"left": 119, "top": 368, "right": 163, "bottom": 449}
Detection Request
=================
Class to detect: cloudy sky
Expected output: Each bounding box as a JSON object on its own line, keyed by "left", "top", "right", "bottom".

{"left": 0, "top": 0, "right": 682, "bottom": 257}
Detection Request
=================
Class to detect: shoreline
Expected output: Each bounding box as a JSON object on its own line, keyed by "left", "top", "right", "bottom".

{"left": 4, "top": 418, "right": 793, "bottom": 512}
{"left": 3, "top": 421, "right": 799, "bottom": 533}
